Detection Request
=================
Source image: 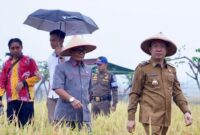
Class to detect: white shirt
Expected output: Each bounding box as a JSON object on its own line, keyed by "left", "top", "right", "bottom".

{"left": 47, "top": 52, "right": 69, "bottom": 99}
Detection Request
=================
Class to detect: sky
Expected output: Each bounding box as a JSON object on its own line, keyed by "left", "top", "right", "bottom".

{"left": 0, "top": 0, "right": 200, "bottom": 94}
{"left": 0, "top": 0, "right": 200, "bottom": 67}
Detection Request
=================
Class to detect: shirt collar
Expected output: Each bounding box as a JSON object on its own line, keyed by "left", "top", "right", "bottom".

{"left": 69, "top": 58, "right": 85, "bottom": 67}
{"left": 52, "top": 52, "right": 59, "bottom": 57}
{"left": 9, "top": 54, "right": 24, "bottom": 61}
{"left": 149, "top": 59, "right": 167, "bottom": 68}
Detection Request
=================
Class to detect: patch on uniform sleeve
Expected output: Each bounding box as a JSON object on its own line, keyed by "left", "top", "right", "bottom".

{"left": 111, "top": 82, "right": 118, "bottom": 88}
{"left": 111, "top": 74, "right": 118, "bottom": 88}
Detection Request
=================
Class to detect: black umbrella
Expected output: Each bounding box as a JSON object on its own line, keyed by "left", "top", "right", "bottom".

{"left": 23, "top": 9, "right": 99, "bottom": 36}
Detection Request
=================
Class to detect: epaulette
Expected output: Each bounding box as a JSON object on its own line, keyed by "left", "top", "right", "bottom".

{"left": 166, "top": 62, "right": 175, "bottom": 68}
{"left": 139, "top": 60, "right": 150, "bottom": 67}
{"left": 134, "top": 60, "right": 150, "bottom": 70}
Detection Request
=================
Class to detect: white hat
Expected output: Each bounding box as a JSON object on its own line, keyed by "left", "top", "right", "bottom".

{"left": 60, "top": 36, "right": 96, "bottom": 56}
{"left": 141, "top": 32, "right": 177, "bottom": 56}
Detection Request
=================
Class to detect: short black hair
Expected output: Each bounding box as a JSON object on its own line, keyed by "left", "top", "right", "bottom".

{"left": 8, "top": 38, "right": 23, "bottom": 48}
{"left": 50, "top": 29, "right": 66, "bottom": 39}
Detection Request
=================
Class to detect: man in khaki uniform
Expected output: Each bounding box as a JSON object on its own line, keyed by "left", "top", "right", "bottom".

{"left": 127, "top": 33, "right": 192, "bottom": 135}
{"left": 90, "top": 56, "right": 118, "bottom": 116}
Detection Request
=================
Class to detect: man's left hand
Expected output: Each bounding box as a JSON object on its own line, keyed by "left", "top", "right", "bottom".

{"left": 16, "top": 82, "right": 24, "bottom": 92}
{"left": 184, "top": 112, "right": 192, "bottom": 126}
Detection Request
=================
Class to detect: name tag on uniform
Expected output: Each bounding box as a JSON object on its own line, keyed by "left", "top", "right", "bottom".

{"left": 148, "top": 72, "right": 158, "bottom": 77}
{"left": 147, "top": 72, "right": 159, "bottom": 86}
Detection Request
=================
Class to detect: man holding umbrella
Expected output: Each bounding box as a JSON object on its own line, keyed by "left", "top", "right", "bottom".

{"left": 24, "top": 9, "right": 99, "bottom": 127}
{"left": 47, "top": 29, "right": 69, "bottom": 123}
{"left": 52, "top": 36, "right": 96, "bottom": 132}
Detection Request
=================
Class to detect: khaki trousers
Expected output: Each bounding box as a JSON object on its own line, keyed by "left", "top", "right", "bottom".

{"left": 143, "top": 124, "right": 169, "bottom": 135}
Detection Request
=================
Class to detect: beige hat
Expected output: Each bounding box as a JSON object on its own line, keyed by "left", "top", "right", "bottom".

{"left": 60, "top": 36, "right": 96, "bottom": 56}
{"left": 141, "top": 32, "right": 177, "bottom": 56}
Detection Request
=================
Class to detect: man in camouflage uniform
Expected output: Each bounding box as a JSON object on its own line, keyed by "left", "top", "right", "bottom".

{"left": 127, "top": 33, "right": 192, "bottom": 135}
{"left": 90, "top": 56, "right": 118, "bottom": 116}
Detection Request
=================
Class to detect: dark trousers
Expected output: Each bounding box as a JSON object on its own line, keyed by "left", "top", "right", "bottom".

{"left": 7, "top": 100, "right": 34, "bottom": 127}
{"left": 91, "top": 100, "right": 111, "bottom": 116}
{"left": 55, "top": 121, "right": 92, "bottom": 133}
{"left": 66, "top": 121, "right": 83, "bottom": 130}
{"left": 67, "top": 121, "right": 92, "bottom": 133}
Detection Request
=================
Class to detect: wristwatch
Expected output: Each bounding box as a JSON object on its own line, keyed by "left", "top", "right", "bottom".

{"left": 69, "top": 97, "right": 75, "bottom": 103}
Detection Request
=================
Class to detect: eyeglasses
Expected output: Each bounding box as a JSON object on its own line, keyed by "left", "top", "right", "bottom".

{"left": 10, "top": 46, "right": 21, "bottom": 50}
{"left": 72, "top": 47, "right": 86, "bottom": 54}
{"left": 59, "top": 56, "right": 64, "bottom": 60}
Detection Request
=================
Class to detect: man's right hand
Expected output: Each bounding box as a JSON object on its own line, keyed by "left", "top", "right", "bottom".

{"left": 127, "top": 120, "right": 136, "bottom": 133}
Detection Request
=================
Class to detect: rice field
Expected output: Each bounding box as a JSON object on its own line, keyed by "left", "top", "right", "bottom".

{"left": 0, "top": 101, "right": 199, "bottom": 135}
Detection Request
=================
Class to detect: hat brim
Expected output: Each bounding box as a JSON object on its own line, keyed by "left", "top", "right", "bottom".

{"left": 95, "top": 61, "right": 105, "bottom": 65}
{"left": 141, "top": 37, "right": 177, "bottom": 57}
{"left": 60, "top": 45, "right": 96, "bottom": 56}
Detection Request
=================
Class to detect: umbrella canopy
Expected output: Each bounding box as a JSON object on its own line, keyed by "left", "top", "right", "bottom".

{"left": 23, "top": 9, "right": 99, "bottom": 36}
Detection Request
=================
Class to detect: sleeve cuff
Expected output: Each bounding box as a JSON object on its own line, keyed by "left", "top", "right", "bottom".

{"left": 181, "top": 105, "right": 190, "bottom": 114}
{"left": 128, "top": 113, "right": 135, "bottom": 121}
{"left": 184, "top": 110, "right": 191, "bottom": 115}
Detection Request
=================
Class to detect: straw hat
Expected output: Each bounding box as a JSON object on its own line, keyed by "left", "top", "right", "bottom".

{"left": 60, "top": 36, "right": 96, "bottom": 56}
{"left": 141, "top": 32, "right": 177, "bottom": 56}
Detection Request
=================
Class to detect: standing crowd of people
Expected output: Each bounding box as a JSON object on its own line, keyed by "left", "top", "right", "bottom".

{"left": 0, "top": 31, "right": 192, "bottom": 135}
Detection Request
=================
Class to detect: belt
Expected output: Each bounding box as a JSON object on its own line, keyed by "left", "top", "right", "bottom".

{"left": 92, "top": 95, "right": 111, "bottom": 102}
